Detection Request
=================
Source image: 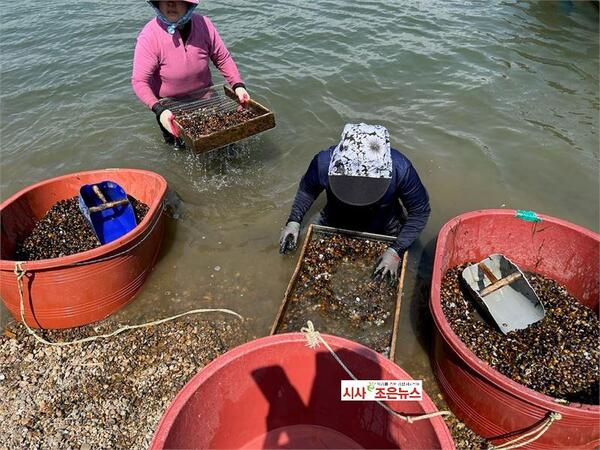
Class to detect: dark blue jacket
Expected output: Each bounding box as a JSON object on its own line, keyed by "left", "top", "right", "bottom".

{"left": 287, "top": 147, "right": 431, "bottom": 253}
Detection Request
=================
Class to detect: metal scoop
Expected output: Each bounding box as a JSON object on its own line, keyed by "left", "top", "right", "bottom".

{"left": 461, "top": 254, "right": 545, "bottom": 334}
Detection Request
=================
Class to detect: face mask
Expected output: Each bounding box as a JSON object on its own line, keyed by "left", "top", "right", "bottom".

{"left": 149, "top": 2, "right": 197, "bottom": 35}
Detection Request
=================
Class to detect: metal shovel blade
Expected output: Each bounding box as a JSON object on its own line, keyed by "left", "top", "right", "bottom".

{"left": 462, "top": 254, "right": 545, "bottom": 334}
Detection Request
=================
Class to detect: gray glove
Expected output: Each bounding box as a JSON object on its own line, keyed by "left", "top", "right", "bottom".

{"left": 372, "top": 247, "right": 401, "bottom": 285}
{"left": 279, "top": 221, "right": 300, "bottom": 254}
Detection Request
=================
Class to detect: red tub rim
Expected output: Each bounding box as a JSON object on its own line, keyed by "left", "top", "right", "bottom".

{"left": 0, "top": 168, "right": 167, "bottom": 271}
{"left": 430, "top": 208, "right": 600, "bottom": 415}
{"left": 150, "top": 332, "right": 454, "bottom": 449}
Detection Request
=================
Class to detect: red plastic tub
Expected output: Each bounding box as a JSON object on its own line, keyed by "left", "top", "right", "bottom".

{"left": 430, "top": 209, "right": 599, "bottom": 449}
{"left": 0, "top": 169, "right": 167, "bottom": 329}
{"left": 151, "top": 333, "right": 455, "bottom": 449}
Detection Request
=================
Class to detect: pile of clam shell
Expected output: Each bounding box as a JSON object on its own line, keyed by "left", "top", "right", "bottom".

{"left": 14, "top": 196, "right": 149, "bottom": 261}
{"left": 441, "top": 265, "right": 599, "bottom": 404}
{"left": 175, "top": 108, "right": 258, "bottom": 138}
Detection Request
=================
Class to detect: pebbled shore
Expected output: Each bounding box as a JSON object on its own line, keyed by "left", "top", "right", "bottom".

{"left": 0, "top": 317, "right": 249, "bottom": 449}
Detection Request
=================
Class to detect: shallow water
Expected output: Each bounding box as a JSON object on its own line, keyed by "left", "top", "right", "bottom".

{"left": 275, "top": 229, "right": 398, "bottom": 356}
{"left": 1, "top": 1, "right": 598, "bottom": 386}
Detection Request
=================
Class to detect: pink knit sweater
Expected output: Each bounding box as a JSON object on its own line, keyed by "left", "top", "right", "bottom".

{"left": 132, "top": 14, "right": 243, "bottom": 108}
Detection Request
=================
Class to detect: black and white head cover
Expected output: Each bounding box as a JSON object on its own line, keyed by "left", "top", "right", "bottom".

{"left": 328, "top": 123, "right": 393, "bottom": 206}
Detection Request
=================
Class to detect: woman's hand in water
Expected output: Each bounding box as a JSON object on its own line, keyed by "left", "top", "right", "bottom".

{"left": 235, "top": 86, "right": 250, "bottom": 106}
{"left": 159, "top": 109, "right": 179, "bottom": 137}
{"left": 279, "top": 221, "right": 300, "bottom": 254}
{"left": 372, "top": 247, "right": 401, "bottom": 286}
{"left": 152, "top": 103, "right": 179, "bottom": 137}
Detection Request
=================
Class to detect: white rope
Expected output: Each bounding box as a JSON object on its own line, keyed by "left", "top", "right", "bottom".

{"left": 300, "top": 320, "right": 452, "bottom": 424}
{"left": 14, "top": 262, "right": 243, "bottom": 347}
{"left": 487, "top": 412, "right": 562, "bottom": 450}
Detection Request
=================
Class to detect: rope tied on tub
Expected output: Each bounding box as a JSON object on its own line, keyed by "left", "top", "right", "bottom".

{"left": 487, "top": 411, "right": 562, "bottom": 450}
{"left": 301, "top": 320, "right": 562, "bottom": 446}
{"left": 300, "top": 320, "right": 452, "bottom": 424}
{"left": 13, "top": 262, "right": 243, "bottom": 347}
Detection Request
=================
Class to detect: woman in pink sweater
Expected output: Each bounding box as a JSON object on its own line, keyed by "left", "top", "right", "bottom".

{"left": 132, "top": 0, "right": 249, "bottom": 146}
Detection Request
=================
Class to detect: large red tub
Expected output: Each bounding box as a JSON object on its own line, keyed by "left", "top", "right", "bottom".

{"left": 0, "top": 169, "right": 167, "bottom": 329}
{"left": 151, "top": 333, "right": 454, "bottom": 449}
{"left": 430, "top": 209, "right": 599, "bottom": 449}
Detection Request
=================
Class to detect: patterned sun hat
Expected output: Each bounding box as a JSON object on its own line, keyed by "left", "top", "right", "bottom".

{"left": 328, "top": 123, "right": 392, "bottom": 179}
{"left": 328, "top": 123, "right": 393, "bottom": 206}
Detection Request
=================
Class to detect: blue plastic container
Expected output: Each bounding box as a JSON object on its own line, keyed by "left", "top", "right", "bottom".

{"left": 78, "top": 181, "right": 137, "bottom": 244}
